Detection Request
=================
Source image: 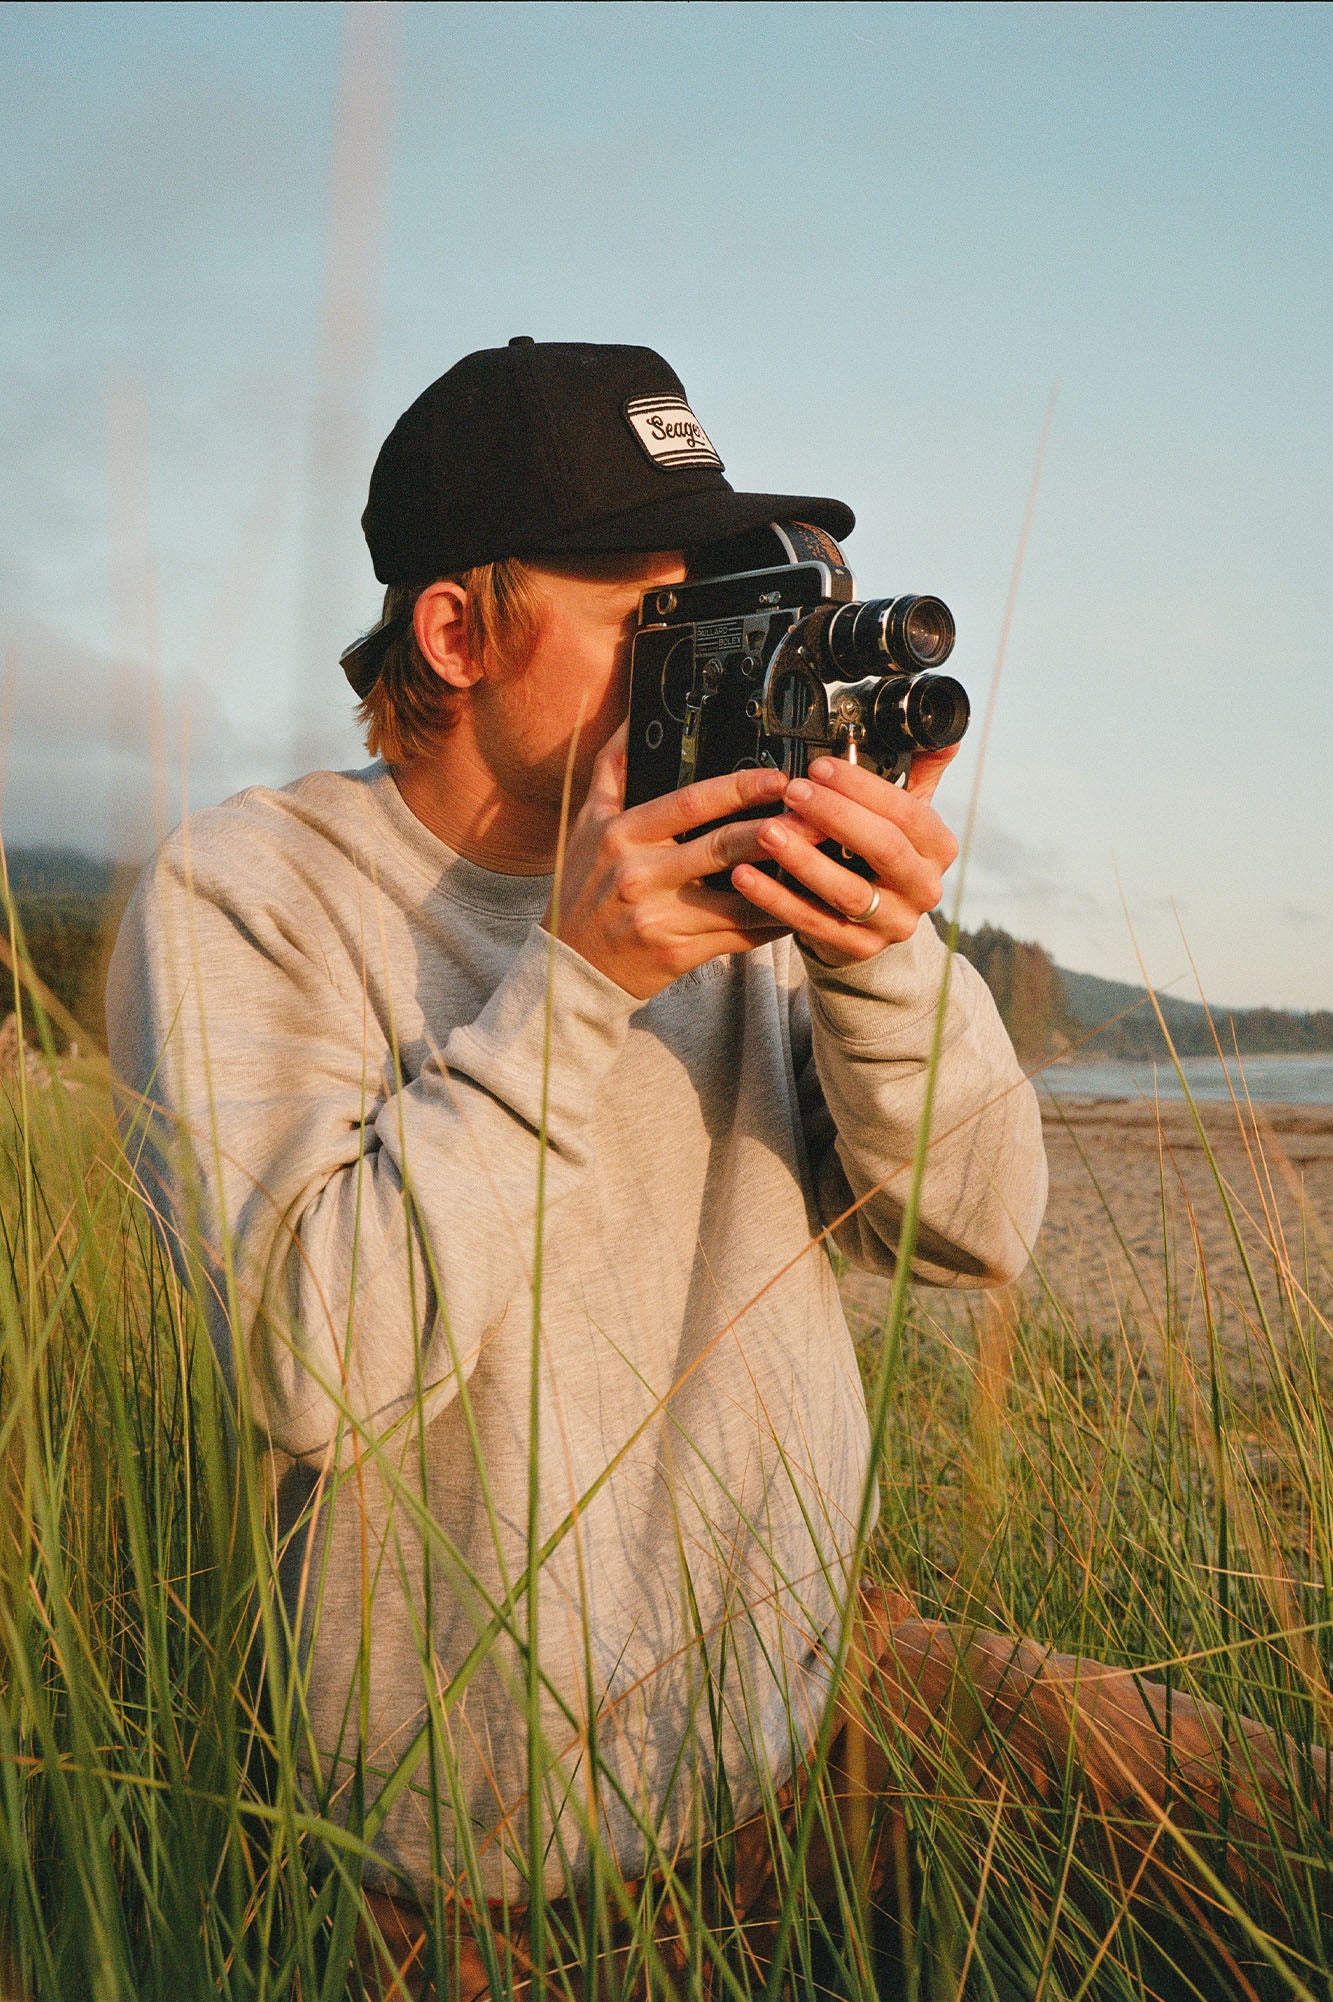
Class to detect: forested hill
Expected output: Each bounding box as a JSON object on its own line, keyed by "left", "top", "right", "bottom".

{"left": 0, "top": 848, "right": 127, "bottom": 1046}
{"left": 935, "top": 916, "right": 1333, "bottom": 1063}
{"left": 4, "top": 847, "right": 116, "bottom": 899}
{"left": 0, "top": 845, "right": 1327, "bottom": 1064}
{"left": 1053, "top": 963, "right": 1333, "bottom": 1062}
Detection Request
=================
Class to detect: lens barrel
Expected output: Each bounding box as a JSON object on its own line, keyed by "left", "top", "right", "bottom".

{"left": 870, "top": 673, "right": 971, "bottom": 754}
{"left": 825, "top": 595, "right": 956, "bottom": 675}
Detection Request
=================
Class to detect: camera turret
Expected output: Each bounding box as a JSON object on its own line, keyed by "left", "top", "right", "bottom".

{"left": 760, "top": 599, "right": 969, "bottom": 769}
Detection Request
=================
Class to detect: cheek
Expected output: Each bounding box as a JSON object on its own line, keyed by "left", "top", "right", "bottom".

{"left": 541, "top": 627, "right": 626, "bottom": 731}
{"left": 493, "top": 601, "right": 633, "bottom": 761}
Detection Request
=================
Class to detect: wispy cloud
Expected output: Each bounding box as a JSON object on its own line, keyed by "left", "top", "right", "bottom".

{"left": 0, "top": 618, "right": 270, "bottom": 856}
{"left": 965, "top": 815, "right": 1102, "bottom": 924}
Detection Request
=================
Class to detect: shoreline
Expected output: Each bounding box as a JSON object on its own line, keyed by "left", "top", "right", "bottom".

{"left": 1034, "top": 1053, "right": 1333, "bottom": 1109}
{"left": 1038, "top": 1094, "right": 1333, "bottom": 1132}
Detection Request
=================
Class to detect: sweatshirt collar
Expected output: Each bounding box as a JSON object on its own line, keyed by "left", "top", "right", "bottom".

{"left": 361, "top": 762, "right": 554, "bottom": 920}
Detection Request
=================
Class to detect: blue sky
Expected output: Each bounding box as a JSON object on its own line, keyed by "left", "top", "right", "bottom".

{"left": 2, "top": 1, "right": 1330, "bottom": 1006}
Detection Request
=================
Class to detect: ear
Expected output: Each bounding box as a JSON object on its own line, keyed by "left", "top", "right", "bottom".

{"left": 413, "top": 580, "right": 480, "bottom": 691}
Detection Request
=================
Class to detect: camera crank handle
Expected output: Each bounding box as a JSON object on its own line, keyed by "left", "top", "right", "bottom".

{"left": 677, "top": 657, "right": 724, "bottom": 788}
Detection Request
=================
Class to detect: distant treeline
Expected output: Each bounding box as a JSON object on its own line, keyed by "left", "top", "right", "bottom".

{"left": 0, "top": 893, "right": 118, "bottom": 1048}
{"left": 5, "top": 846, "right": 117, "bottom": 901}
{"left": 0, "top": 846, "right": 1327, "bottom": 1065}
{"left": 935, "top": 921, "right": 1065, "bottom": 1063}
{"left": 2, "top": 843, "right": 127, "bottom": 1046}
{"left": 1056, "top": 965, "right": 1333, "bottom": 1062}
{"left": 935, "top": 915, "right": 1333, "bottom": 1064}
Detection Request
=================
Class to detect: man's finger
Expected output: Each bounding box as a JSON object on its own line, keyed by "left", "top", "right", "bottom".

{"left": 805, "top": 755, "right": 931, "bottom": 835}
{"left": 657, "top": 811, "right": 780, "bottom": 888}
{"left": 806, "top": 744, "right": 962, "bottom": 822}
{"left": 628, "top": 764, "right": 787, "bottom": 843}
{"left": 731, "top": 861, "right": 918, "bottom": 949}
{"left": 585, "top": 719, "right": 630, "bottom": 814}
{"left": 778, "top": 778, "right": 954, "bottom": 883}
{"left": 902, "top": 742, "right": 961, "bottom": 803}
{"left": 755, "top": 822, "right": 939, "bottom": 921}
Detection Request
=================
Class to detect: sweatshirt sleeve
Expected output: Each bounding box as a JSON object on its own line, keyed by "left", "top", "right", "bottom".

{"left": 789, "top": 917, "right": 1048, "bottom": 1287}
{"left": 106, "top": 820, "right": 639, "bottom": 1459}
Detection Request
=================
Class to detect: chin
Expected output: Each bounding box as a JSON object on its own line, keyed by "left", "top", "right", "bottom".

{"left": 540, "top": 731, "right": 614, "bottom": 808}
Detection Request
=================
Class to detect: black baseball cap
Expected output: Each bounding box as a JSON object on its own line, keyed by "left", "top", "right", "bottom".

{"left": 343, "top": 338, "right": 854, "bottom": 695}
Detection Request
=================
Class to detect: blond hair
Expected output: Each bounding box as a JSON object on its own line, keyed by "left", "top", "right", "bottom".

{"left": 357, "top": 558, "right": 544, "bottom": 764}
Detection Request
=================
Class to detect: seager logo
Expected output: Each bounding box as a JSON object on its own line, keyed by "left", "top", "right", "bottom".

{"left": 624, "top": 395, "right": 724, "bottom": 472}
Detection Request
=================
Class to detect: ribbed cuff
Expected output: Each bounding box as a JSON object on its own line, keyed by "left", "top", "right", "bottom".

{"left": 800, "top": 912, "right": 948, "bottom": 996}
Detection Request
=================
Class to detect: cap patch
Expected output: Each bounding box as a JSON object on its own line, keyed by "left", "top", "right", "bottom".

{"left": 624, "top": 394, "right": 723, "bottom": 472}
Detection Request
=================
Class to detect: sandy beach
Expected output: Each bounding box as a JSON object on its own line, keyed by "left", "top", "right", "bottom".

{"left": 1030, "top": 1095, "right": 1333, "bottom": 1329}
{"left": 838, "top": 1097, "right": 1333, "bottom": 1346}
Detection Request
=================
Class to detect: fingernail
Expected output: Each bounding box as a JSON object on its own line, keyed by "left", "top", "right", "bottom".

{"left": 808, "top": 759, "right": 834, "bottom": 780}
{"left": 786, "top": 778, "right": 812, "bottom": 803}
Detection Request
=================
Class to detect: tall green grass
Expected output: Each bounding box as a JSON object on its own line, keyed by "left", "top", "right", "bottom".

{"left": 1, "top": 930, "right": 1332, "bottom": 1999}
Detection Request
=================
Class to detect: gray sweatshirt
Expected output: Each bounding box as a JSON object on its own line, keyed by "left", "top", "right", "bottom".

{"left": 107, "top": 761, "right": 1047, "bottom": 1901}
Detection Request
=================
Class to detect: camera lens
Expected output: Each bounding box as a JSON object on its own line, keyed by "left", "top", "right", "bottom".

{"left": 869, "top": 673, "right": 970, "bottom": 754}
{"left": 906, "top": 674, "right": 970, "bottom": 749}
{"left": 824, "top": 596, "right": 956, "bottom": 675}
{"left": 901, "top": 599, "right": 955, "bottom": 669}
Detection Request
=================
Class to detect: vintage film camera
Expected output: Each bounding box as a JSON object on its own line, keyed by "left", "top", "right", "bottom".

{"left": 623, "top": 521, "right": 970, "bottom": 882}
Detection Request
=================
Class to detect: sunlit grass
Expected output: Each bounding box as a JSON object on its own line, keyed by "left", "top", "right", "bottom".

{"left": 1, "top": 930, "right": 1331, "bottom": 1999}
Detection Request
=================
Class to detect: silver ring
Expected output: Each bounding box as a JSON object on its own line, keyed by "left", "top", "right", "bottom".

{"left": 846, "top": 884, "right": 882, "bottom": 926}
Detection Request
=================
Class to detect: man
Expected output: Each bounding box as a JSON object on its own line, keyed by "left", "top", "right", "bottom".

{"left": 107, "top": 342, "right": 1294, "bottom": 1995}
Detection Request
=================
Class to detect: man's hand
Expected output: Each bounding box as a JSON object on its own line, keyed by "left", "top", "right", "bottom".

{"left": 545, "top": 724, "right": 790, "bottom": 1000}
{"left": 729, "top": 747, "right": 961, "bottom": 966}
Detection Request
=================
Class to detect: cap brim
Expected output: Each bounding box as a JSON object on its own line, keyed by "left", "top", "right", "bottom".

{"left": 340, "top": 612, "right": 411, "bottom": 698}
{"left": 523, "top": 487, "right": 854, "bottom": 558}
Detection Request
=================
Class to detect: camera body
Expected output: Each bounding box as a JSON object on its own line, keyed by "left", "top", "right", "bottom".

{"left": 623, "top": 521, "right": 969, "bottom": 881}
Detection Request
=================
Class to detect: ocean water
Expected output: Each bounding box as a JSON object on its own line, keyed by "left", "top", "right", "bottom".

{"left": 1036, "top": 1054, "right": 1333, "bottom": 1106}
